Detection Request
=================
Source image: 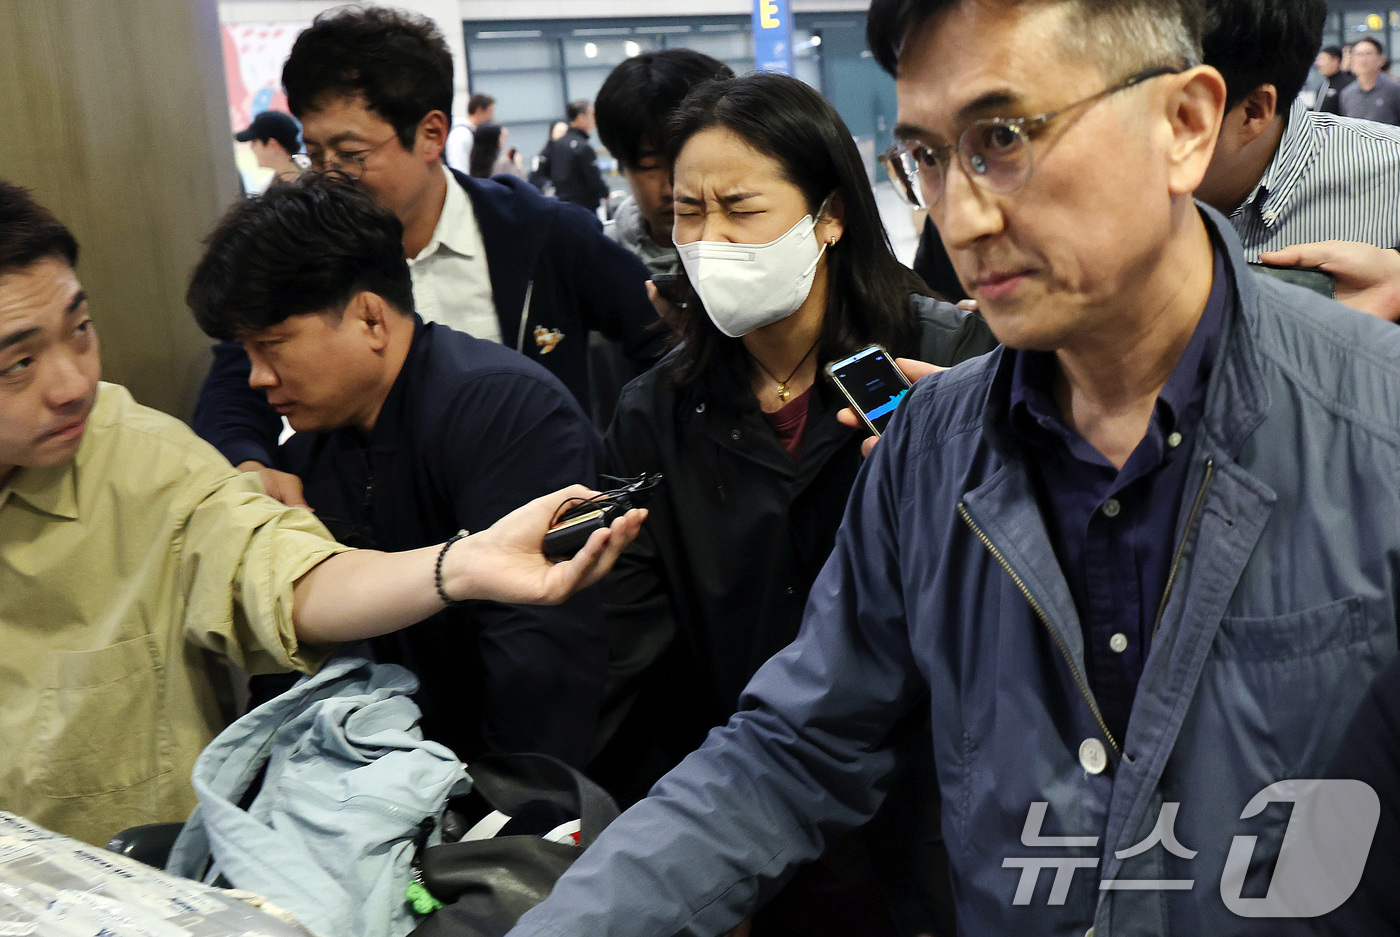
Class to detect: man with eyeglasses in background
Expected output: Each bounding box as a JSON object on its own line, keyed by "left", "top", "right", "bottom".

{"left": 501, "top": 1, "right": 1400, "bottom": 935}
{"left": 188, "top": 173, "right": 609, "bottom": 775}
{"left": 1342, "top": 36, "right": 1400, "bottom": 127}
{"left": 194, "top": 7, "right": 666, "bottom": 507}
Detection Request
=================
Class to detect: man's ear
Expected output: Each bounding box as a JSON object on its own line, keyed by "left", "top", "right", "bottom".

{"left": 417, "top": 110, "right": 449, "bottom": 163}
{"left": 351, "top": 292, "right": 394, "bottom": 352}
{"left": 1163, "top": 65, "right": 1229, "bottom": 197}
{"left": 1238, "top": 85, "right": 1280, "bottom": 138}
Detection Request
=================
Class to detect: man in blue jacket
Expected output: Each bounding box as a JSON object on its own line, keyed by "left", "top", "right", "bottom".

{"left": 505, "top": 0, "right": 1400, "bottom": 934}
{"left": 194, "top": 7, "right": 663, "bottom": 506}
{"left": 188, "top": 174, "right": 608, "bottom": 768}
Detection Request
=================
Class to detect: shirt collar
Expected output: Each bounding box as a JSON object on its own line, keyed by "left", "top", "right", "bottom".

{"left": 413, "top": 163, "right": 483, "bottom": 263}
{"left": 362, "top": 315, "right": 428, "bottom": 449}
{"left": 1235, "top": 97, "right": 1322, "bottom": 228}
{"left": 1008, "top": 240, "right": 1229, "bottom": 454}
{"left": 0, "top": 459, "right": 80, "bottom": 519}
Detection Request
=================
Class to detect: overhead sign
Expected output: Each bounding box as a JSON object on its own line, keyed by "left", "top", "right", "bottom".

{"left": 753, "top": 0, "right": 794, "bottom": 75}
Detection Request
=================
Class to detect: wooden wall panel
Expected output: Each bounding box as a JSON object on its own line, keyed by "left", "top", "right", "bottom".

{"left": 0, "top": 0, "right": 241, "bottom": 421}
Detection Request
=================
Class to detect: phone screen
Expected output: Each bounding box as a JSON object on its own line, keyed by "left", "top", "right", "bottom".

{"left": 827, "top": 345, "right": 913, "bottom": 435}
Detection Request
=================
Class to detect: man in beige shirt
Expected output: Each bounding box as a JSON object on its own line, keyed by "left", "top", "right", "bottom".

{"left": 0, "top": 180, "right": 644, "bottom": 847}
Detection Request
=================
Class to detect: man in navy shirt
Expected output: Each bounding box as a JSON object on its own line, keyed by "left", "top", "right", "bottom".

{"left": 194, "top": 7, "right": 663, "bottom": 508}
{"left": 504, "top": 0, "right": 1400, "bottom": 934}
{"left": 188, "top": 174, "right": 607, "bottom": 766}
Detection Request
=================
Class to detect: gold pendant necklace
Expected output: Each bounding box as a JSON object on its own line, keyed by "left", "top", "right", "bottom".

{"left": 751, "top": 337, "right": 821, "bottom": 404}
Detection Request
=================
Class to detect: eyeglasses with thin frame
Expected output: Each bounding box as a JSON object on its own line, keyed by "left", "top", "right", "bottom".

{"left": 881, "top": 65, "right": 1184, "bottom": 210}
{"left": 306, "top": 133, "right": 400, "bottom": 174}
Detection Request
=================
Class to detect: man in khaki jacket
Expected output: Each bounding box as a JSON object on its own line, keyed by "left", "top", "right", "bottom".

{"left": 0, "top": 180, "right": 643, "bottom": 846}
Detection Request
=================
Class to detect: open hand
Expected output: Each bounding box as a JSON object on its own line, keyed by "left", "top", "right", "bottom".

{"left": 446, "top": 485, "right": 647, "bottom": 605}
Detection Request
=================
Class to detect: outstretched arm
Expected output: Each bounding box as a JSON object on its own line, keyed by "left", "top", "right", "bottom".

{"left": 291, "top": 485, "right": 645, "bottom": 644}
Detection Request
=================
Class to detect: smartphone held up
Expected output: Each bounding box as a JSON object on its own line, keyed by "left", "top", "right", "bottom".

{"left": 826, "top": 345, "right": 913, "bottom": 436}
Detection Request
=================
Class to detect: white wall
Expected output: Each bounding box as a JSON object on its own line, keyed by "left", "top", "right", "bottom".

{"left": 219, "top": 0, "right": 871, "bottom": 117}
{"left": 220, "top": 0, "right": 470, "bottom": 120}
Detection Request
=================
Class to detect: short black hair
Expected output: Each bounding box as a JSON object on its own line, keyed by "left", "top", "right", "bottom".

{"left": 1355, "top": 35, "right": 1385, "bottom": 56}
{"left": 1321, "top": 45, "right": 1343, "bottom": 60}
{"left": 866, "top": 0, "right": 1204, "bottom": 78}
{"left": 595, "top": 50, "right": 733, "bottom": 171}
{"left": 1202, "top": 0, "right": 1325, "bottom": 112}
{"left": 282, "top": 7, "right": 453, "bottom": 151}
{"left": 188, "top": 173, "right": 414, "bottom": 341}
{"left": 469, "top": 122, "right": 504, "bottom": 178}
{"left": 566, "top": 99, "right": 591, "bottom": 123}
{"left": 467, "top": 93, "right": 496, "bottom": 115}
{"left": 0, "top": 181, "right": 78, "bottom": 278}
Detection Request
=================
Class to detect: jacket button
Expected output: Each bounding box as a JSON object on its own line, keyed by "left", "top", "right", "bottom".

{"left": 1101, "top": 498, "right": 1121, "bottom": 518}
{"left": 731, "top": 429, "right": 741, "bottom": 440}
{"left": 1109, "top": 632, "right": 1128, "bottom": 653}
{"left": 785, "top": 586, "right": 795, "bottom": 596}
{"left": 1079, "top": 738, "right": 1108, "bottom": 775}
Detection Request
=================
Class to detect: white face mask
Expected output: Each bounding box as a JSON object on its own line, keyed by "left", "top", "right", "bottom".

{"left": 677, "top": 214, "right": 827, "bottom": 338}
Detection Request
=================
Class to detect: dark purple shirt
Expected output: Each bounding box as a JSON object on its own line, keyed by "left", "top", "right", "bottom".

{"left": 1008, "top": 247, "right": 1228, "bottom": 744}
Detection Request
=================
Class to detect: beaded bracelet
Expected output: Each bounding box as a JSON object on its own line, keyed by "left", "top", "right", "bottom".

{"left": 435, "top": 529, "right": 470, "bottom": 607}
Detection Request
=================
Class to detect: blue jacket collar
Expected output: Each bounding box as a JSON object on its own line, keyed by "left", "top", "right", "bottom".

{"left": 979, "top": 203, "right": 1269, "bottom": 465}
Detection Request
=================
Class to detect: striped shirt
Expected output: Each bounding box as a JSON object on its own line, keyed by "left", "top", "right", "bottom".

{"left": 1228, "top": 97, "right": 1400, "bottom": 261}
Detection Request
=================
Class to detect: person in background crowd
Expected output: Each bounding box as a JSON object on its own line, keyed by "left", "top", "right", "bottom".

{"left": 1314, "top": 44, "right": 1354, "bottom": 114}
{"left": 445, "top": 92, "right": 495, "bottom": 173}
{"left": 193, "top": 8, "right": 664, "bottom": 507}
{"left": 469, "top": 122, "right": 525, "bottom": 180}
{"left": 505, "top": 0, "right": 1400, "bottom": 932}
{"left": 235, "top": 110, "right": 306, "bottom": 187}
{"left": 1193, "top": 2, "right": 1400, "bottom": 323}
{"left": 188, "top": 173, "right": 607, "bottom": 768}
{"left": 589, "top": 72, "right": 994, "bottom": 936}
{"left": 549, "top": 100, "right": 610, "bottom": 213}
{"left": 588, "top": 50, "right": 735, "bottom": 436}
{"left": 0, "top": 180, "right": 641, "bottom": 848}
{"left": 1342, "top": 36, "right": 1400, "bottom": 125}
{"left": 529, "top": 120, "right": 570, "bottom": 192}
{"left": 594, "top": 49, "right": 734, "bottom": 278}
{"left": 1187, "top": 2, "right": 1400, "bottom": 324}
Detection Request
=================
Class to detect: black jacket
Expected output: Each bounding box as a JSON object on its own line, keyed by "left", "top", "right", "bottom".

{"left": 193, "top": 170, "right": 664, "bottom": 467}
{"left": 277, "top": 319, "right": 606, "bottom": 766}
{"left": 1317, "top": 71, "right": 1356, "bottom": 116}
{"left": 549, "top": 127, "right": 610, "bottom": 212}
{"left": 590, "top": 295, "right": 997, "bottom": 799}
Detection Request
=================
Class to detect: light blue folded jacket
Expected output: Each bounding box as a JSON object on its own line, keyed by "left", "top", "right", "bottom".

{"left": 167, "top": 650, "right": 467, "bottom": 937}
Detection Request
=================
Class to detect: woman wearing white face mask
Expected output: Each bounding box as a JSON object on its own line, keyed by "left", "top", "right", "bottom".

{"left": 588, "top": 73, "right": 996, "bottom": 937}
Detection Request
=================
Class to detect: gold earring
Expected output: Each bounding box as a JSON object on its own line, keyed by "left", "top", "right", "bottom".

{"left": 829, "top": 236, "right": 837, "bottom": 246}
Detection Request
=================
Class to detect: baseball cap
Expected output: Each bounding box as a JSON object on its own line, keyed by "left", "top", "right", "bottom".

{"left": 235, "top": 110, "right": 302, "bottom": 154}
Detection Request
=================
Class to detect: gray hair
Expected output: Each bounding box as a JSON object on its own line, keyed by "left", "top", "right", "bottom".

{"left": 868, "top": 0, "right": 1203, "bottom": 79}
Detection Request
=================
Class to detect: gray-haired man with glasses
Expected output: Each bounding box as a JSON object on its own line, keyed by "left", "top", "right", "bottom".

{"left": 504, "top": 1, "right": 1400, "bottom": 935}
{"left": 882, "top": 64, "right": 1181, "bottom": 209}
